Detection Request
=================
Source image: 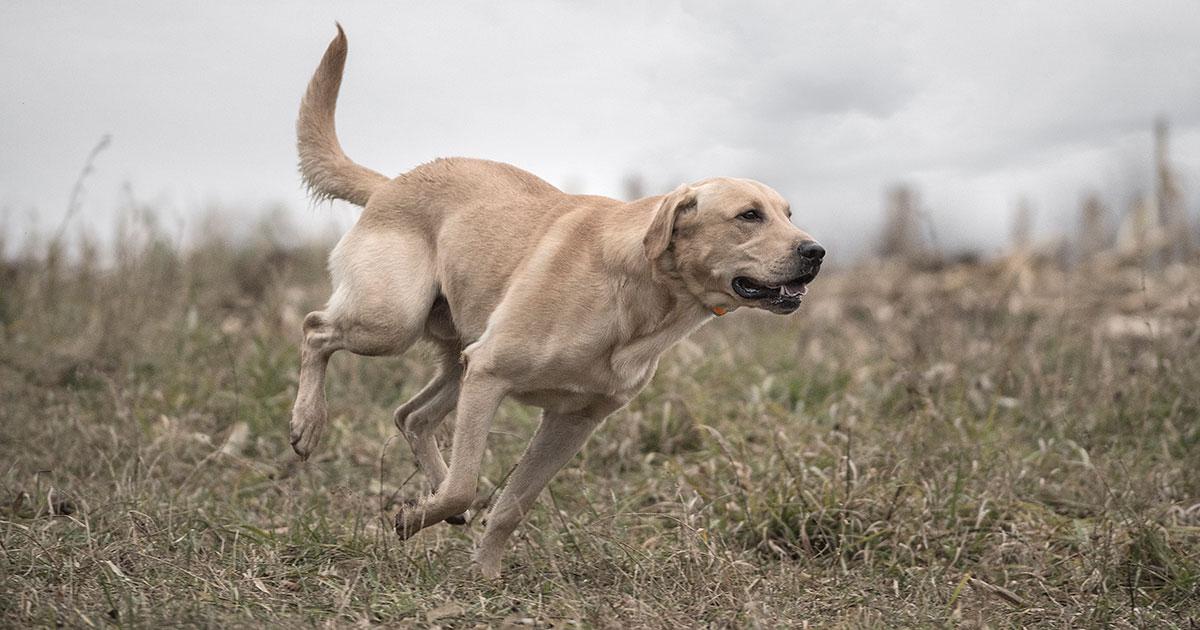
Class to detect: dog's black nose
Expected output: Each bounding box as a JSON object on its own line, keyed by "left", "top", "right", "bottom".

{"left": 797, "top": 241, "right": 825, "bottom": 262}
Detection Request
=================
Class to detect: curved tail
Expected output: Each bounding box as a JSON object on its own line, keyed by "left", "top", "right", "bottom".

{"left": 297, "top": 24, "right": 388, "bottom": 207}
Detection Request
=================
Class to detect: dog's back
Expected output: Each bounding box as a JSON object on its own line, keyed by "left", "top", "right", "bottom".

{"left": 296, "top": 26, "right": 612, "bottom": 336}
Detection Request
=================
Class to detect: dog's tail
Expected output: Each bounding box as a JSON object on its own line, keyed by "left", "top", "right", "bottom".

{"left": 297, "top": 24, "right": 388, "bottom": 207}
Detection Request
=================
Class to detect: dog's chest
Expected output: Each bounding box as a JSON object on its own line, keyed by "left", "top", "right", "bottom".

{"left": 473, "top": 275, "right": 712, "bottom": 402}
{"left": 531, "top": 317, "right": 706, "bottom": 400}
{"left": 608, "top": 308, "right": 710, "bottom": 385}
{"left": 509, "top": 348, "right": 659, "bottom": 401}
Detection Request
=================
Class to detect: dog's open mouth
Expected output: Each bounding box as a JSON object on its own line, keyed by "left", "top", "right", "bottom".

{"left": 732, "top": 273, "right": 815, "bottom": 311}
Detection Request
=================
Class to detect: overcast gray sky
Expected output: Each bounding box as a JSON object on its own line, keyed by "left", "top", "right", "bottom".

{"left": 3, "top": 1, "right": 1199, "bottom": 258}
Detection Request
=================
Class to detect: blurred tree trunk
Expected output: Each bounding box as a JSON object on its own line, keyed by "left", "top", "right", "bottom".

{"left": 1077, "top": 193, "right": 1109, "bottom": 263}
{"left": 878, "top": 184, "right": 924, "bottom": 260}
{"left": 1154, "top": 118, "right": 1193, "bottom": 264}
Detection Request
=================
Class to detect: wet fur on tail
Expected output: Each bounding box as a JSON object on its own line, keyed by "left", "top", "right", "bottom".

{"left": 296, "top": 24, "right": 388, "bottom": 206}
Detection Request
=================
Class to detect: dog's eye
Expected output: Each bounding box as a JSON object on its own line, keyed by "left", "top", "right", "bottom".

{"left": 737, "top": 209, "right": 762, "bottom": 222}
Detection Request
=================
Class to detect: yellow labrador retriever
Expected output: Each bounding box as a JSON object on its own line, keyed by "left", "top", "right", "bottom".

{"left": 289, "top": 26, "right": 825, "bottom": 578}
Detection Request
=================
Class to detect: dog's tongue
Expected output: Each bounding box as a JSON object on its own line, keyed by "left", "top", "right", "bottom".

{"left": 780, "top": 281, "right": 808, "bottom": 298}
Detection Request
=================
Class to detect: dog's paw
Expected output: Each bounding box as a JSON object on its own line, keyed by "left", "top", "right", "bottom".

{"left": 394, "top": 499, "right": 427, "bottom": 540}
{"left": 289, "top": 402, "right": 326, "bottom": 459}
{"left": 474, "top": 548, "right": 503, "bottom": 580}
{"left": 395, "top": 498, "right": 468, "bottom": 538}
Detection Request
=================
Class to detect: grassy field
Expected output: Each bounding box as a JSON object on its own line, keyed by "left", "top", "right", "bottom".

{"left": 2, "top": 224, "right": 1198, "bottom": 627}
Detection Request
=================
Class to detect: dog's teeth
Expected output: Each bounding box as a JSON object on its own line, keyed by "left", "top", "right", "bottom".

{"left": 779, "top": 283, "right": 807, "bottom": 299}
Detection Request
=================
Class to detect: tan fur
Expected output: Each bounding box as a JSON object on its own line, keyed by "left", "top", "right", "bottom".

{"left": 296, "top": 24, "right": 389, "bottom": 206}
{"left": 289, "top": 27, "right": 823, "bottom": 579}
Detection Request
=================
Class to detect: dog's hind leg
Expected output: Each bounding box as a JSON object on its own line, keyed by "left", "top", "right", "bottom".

{"left": 395, "top": 360, "right": 509, "bottom": 539}
{"left": 290, "top": 229, "right": 437, "bottom": 459}
{"left": 393, "top": 352, "right": 459, "bottom": 477}
{"left": 394, "top": 340, "right": 466, "bottom": 522}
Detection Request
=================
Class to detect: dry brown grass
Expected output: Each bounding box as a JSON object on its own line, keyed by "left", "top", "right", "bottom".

{"left": 1, "top": 218, "right": 1198, "bottom": 627}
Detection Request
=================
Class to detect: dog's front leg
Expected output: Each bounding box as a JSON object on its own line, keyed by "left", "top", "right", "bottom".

{"left": 474, "top": 406, "right": 610, "bottom": 579}
{"left": 394, "top": 369, "right": 508, "bottom": 539}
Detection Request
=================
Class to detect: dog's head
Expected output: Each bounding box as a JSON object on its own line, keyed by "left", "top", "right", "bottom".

{"left": 644, "top": 178, "right": 824, "bottom": 315}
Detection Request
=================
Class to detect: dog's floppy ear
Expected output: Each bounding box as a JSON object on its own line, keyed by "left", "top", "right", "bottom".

{"left": 644, "top": 184, "right": 698, "bottom": 260}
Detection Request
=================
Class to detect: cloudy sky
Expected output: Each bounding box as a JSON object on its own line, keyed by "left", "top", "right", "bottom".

{"left": 3, "top": 1, "right": 1199, "bottom": 258}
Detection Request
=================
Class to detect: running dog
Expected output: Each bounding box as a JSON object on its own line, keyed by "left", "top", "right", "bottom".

{"left": 289, "top": 25, "right": 825, "bottom": 578}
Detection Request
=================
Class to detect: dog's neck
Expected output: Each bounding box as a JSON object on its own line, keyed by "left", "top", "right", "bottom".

{"left": 604, "top": 197, "right": 725, "bottom": 318}
{"left": 608, "top": 262, "right": 714, "bottom": 384}
{"left": 601, "top": 207, "right": 718, "bottom": 370}
{"left": 649, "top": 249, "right": 726, "bottom": 312}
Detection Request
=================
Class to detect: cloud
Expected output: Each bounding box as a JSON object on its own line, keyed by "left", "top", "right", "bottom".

{"left": 1, "top": 1, "right": 1197, "bottom": 258}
